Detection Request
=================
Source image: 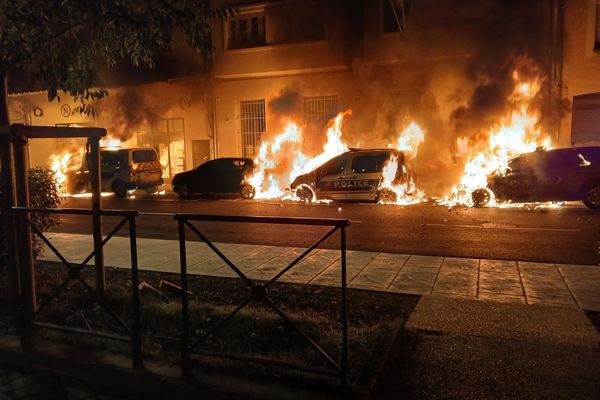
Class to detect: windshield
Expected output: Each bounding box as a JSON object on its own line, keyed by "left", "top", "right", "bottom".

{"left": 132, "top": 150, "right": 158, "bottom": 163}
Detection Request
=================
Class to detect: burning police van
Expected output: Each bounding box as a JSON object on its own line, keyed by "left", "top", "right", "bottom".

{"left": 289, "top": 148, "right": 412, "bottom": 202}
{"left": 471, "top": 146, "right": 600, "bottom": 209}
{"left": 66, "top": 148, "right": 164, "bottom": 198}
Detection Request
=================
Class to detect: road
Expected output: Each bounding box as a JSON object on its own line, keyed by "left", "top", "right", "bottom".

{"left": 49, "top": 193, "right": 600, "bottom": 266}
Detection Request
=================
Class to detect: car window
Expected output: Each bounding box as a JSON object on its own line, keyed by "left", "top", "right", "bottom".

{"left": 351, "top": 153, "right": 390, "bottom": 173}
{"left": 319, "top": 155, "right": 348, "bottom": 176}
{"left": 101, "top": 150, "right": 128, "bottom": 167}
{"left": 132, "top": 150, "right": 158, "bottom": 163}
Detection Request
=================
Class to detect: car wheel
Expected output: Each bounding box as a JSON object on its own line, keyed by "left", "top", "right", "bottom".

{"left": 294, "top": 184, "right": 315, "bottom": 202}
{"left": 113, "top": 181, "right": 128, "bottom": 198}
{"left": 472, "top": 188, "right": 494, "bottom": 208}
{"left": 240, "top": 183, "right": 256, "bottom": 200}
{"left": 175, "top": 183, "right": 192, "bottom": 199}
{"left": 376, "top": 188, "right": 397, "bottom": 204}
{"left": 583, "top": 184, "right": 600, "bottom": 210}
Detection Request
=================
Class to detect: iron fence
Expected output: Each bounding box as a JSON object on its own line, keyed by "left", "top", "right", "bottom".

{"left": 175, "top": 214, "right": 351, "bottom": 385}
{"left": 11, "top": 207, "right": 142, "bottom": 369}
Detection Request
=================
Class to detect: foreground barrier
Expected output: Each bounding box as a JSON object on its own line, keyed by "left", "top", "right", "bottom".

{"left": 11, "top": 207, "right": 142, "bottom": 369}
{"left": 175, "top": 214, "right": 351, "bottom": 386}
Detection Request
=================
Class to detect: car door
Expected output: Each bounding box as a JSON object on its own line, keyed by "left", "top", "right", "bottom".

{"left": 348, "top": 152, "right": 391, "bottom": 201}
{"left": 191, "top": 161, "right": 215, "bottom": 193}
{"left": 315, "top": 154, "right": 350, "bottom": 200}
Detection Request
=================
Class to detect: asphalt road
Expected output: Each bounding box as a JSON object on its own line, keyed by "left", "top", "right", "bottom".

{"left": 50, "top": 193, "right": 600, "bottom": 266}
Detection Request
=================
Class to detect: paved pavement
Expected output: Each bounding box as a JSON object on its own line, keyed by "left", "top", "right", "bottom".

{"left": 40, "top": 232, "right": 600, "bottom": 312}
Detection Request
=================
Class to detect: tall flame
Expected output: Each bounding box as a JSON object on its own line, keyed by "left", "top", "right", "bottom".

{"left": 443, "top": 72, "right": 551, "bottom": 206}
{"left": 378, "top": 122, "right": 426, "bottom": 205}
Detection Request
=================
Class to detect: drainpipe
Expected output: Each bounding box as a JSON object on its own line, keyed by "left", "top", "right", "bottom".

{"left": 213, "top": 97, "right": 219, "bottom": 159}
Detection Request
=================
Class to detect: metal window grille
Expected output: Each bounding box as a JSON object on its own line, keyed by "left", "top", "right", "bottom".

{"left": 239, "top": 100, "right": 266, "bottom": 158}
{"left": 304, "top": 95, "right": 338, "bottom": 122}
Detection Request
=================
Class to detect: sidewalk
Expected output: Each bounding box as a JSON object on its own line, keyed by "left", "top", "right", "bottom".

{"left": 40, "top": 232, "right": 600, "bottom": 312}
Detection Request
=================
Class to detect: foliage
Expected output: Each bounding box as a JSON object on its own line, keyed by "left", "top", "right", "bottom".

{"left": 27, "top": 167, "right": 62, "bottom": 257}
{"left": 0, "top": 0, "right": 233, "bottom": 117}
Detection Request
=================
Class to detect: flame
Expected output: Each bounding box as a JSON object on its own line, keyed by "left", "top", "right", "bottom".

{"left": 443, "top": 73, "right": 551, "bottom": 206}
{"left": 248, "top": 111, "right": 351, "bottom": 200}
{"left": 378, "top": 122, "right": 426, "bottom": 205}
{"left": 99, "top": 137, "right": 123, "bottom": 150}
{"left": 50, "top": 148, "right": 85, "bottom": 196}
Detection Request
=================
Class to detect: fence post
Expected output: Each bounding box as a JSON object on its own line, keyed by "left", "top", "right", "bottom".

{"left": 129, "top": 215, "right": 143, "bottom": 369}
{"left": 0, "top": 136, "right": 19, "bottom": 318}
{"left": 13, "top": 134, "right": 35, "bottom": 347}
{"left": 88, "top": 137, "right": 105, "bottom": 296}
{"left": 340, "top": 226, "right": 349, "bottom": 389}
{"left": 178, "top": 218, "right": 191, "bottom": 380}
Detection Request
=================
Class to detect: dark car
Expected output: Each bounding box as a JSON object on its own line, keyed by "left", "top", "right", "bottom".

{"left": 290, "top": 148, "right": 410, "bottom": 202}
{"left": 172, "top": 158, "right": 256, "bottom": 199}
{"left": 471, "top": 146, "right": 600, "bottom": 209}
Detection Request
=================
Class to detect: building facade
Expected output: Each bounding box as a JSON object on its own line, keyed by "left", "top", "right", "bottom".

{"left": 11, "top": 0, "right": 583, "bottom": 186}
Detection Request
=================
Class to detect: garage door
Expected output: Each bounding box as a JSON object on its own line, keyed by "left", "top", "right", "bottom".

{"left": 571, "top": 93, "right": 600, "bottom": 145}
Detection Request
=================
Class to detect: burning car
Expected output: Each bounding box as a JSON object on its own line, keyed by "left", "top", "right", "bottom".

{"left": 290, "top": 148, "right": 412, "bottom": 202}
{"left": 471, "top": 146, "right": 600, "bottom": 209}
{"left": 171, "top": 158, "right": 256, "bottom": 199}
{"left": 67, "top": 148, "right": 164, "bottom": 198}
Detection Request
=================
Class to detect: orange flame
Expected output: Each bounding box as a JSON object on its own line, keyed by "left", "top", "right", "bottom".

{"left": 443, "top": 73, "right": 551, "bottom": 206}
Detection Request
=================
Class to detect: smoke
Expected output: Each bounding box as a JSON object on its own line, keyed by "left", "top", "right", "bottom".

{"left": 95, "top": 87, "right": 169, "bottom": 141}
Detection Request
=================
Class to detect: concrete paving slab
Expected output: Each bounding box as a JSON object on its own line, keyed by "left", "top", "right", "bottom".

{"left": 406, "top": 295, "right": 600, "bottom": 347}
{"left": 403, "top": 255, "right": 443, "bottom": 269}
{"left": 310, "top": 250, "right": 377, "bottom": 285}
{"left": 479, "top": 271, "right": 523, "bottom": 296}
{"left": 478, "top": 291, "right": 526, "bottom": 304}
{"left": 348, "top": 253, "right": 406, "bottom": 291}
{"left": 479, "top": 259, "right": 517, "bottom": 273}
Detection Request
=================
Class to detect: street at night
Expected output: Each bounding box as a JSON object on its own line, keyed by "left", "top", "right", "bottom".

{"left": 2, "top": 0, "right": 600, "bottom": 399}
{"left": 56, "top": 194, "right": 600, "bottom": 266}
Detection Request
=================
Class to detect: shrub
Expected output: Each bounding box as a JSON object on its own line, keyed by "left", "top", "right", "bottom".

{"left": 27, "top": 167, "right": 62, "bottom": 257}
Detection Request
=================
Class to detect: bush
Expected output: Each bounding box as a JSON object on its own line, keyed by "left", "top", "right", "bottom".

{"left": 27, "top": 167, "right": 62, "bottom": 257}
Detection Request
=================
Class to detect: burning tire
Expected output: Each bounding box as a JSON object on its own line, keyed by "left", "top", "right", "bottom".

{"left": 376, "top": 188, "right": 397, "bottom": 204}
{"left": 583, "top": 183, "right": 600, "bottom": 210}
{"left": 174, "top": 183, "right": 192, "bottom": 199}
{"left": 294, "top": 184, "right": 315, "bottom": 202}
{"left": 472, "top": 188, "right": 494, "bottom": 208}
{"left": 240, "top": 183, "right": 256, "bottom": 200}
{"left": 112, "top": 180, "right": 128, "bottom": 198}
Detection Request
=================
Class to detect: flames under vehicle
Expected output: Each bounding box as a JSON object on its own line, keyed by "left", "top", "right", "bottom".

{"left": 67, "top": 148, "right": 164, "bottom": 198}
{"left": 290, "top": 148, "right": 412, "bottom": 202}
{"left": 171, "top": 158, "right": 256, "bottom": 199}
{"left": 471, "top": 146, "right": 600, "bottom": 209}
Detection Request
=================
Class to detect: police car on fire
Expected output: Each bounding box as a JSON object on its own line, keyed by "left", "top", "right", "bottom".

{"left": 290, "top": 148, "right": 411, "bottom": 202}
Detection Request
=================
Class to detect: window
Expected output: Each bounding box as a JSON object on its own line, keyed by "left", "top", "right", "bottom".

{"left": 101, "top": 150, "right": 127, "bottom": 167}
{"left": 596, "top": 1, "right": 600, "bottom": 49}
{"left": 132, "top": 150, "right": 158, "bottom": 163}
{"left": 351, "top": 153, "right": 390, "bottom": 173}
{"left": 319, "top": 155, "right": 348, "bottom": 176}
{"left": 382, "top": 0, "right": 410, "bottom": 34}
{"left": 304, "top": 95, "right": 338, "bottom": 126}
{"left": 239, "top": 100, "right": 266, "bottom": 158}
{"left": 228, "top": 12, "right": 265, "bottom": 49}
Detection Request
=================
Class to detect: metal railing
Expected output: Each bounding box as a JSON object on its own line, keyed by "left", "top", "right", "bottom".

{"left": 12, "top": 207, "right": 142, "bottom": 369}
{"left": 175, "top": 214, "right": 351, "bottom": 385}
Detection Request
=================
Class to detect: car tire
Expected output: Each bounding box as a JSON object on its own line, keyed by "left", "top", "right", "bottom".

{"left": 240, "top": 183, "right": 256, "bottom": 200}
{"left": 583, "top": 184, "right": 600, "bottom": 210}
{"left": 376, "top": 188, "right": 397, "bottom": 204}
{"left": 294, "top": 184, "right": 315, "bottom": 202}
{"left": 113, "top": 181, "right": 128, "bottom": 198}
{"left": 175, "top": 183, "right": 192, "bottom": 199}
{"left": 472, "top": 188, "right": 494, "bottom": 208}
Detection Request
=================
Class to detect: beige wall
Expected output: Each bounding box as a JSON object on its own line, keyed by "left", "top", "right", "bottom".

{"left": 561, "top": 0, "right": 600, "bottom": 145}
{"left": 8, "top": 79, "right": 212, "bottom": 172}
